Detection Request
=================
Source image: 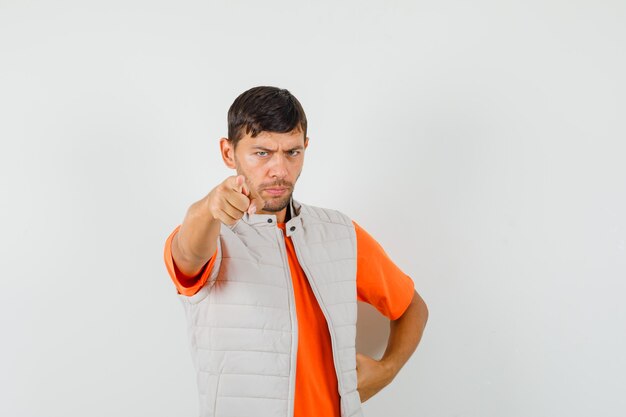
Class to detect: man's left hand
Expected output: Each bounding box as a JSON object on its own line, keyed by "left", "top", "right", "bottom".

{"left": 356, "top": 352, "right": 394, "bottom": 403}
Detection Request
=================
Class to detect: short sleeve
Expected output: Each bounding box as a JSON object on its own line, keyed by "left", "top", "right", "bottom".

{"left": 163, "top": 224, "right": 221, "bottom": 296}
{"left": 353, "top": 220, "right": 415, "bottom": 320}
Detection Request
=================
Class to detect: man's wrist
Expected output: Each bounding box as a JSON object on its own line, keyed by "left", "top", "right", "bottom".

{"left": 191, "top": 197, "right": 216, "bottom": 222}
{"left": 379, "top": 357, "right": 399, "bottom": 384}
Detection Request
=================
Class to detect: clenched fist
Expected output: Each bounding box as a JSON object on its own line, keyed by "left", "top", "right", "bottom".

{"left": 356, "top": 352, "right": 394, "bottom": 403}
{"left": 205, "top": 175, "right": 265, "bottom": 226}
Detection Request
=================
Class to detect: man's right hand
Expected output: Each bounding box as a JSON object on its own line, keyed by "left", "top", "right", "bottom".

{"left": 205, "top": 175, "right": 265, "bottom": 226}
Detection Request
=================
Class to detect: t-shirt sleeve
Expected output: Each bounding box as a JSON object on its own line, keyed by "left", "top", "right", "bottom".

{"left": 353, "top": 220, "right": 415, "bottom": 320}
{"left": 163, "top": 224, "right": 220, "bottom": 296}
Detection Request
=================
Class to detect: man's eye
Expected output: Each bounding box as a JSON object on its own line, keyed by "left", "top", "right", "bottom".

{"left": 256, "top": 151, "right": 268, "bottom": 157}
{"left": 289, "top": 150, "right": 300, "bottom": 156}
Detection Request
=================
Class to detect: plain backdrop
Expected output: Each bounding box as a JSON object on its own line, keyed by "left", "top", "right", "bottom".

{"left": 1, "top": 1, "right": 625, "bottom": 416}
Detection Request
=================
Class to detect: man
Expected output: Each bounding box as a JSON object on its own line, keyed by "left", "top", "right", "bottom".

{"left": 163, "top": 86, "right": 428, "bottom": 417}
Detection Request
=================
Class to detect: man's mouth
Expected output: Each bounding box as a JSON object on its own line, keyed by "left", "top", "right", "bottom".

{"left": 264, "top": 188, "right": 288, "bottom": 196}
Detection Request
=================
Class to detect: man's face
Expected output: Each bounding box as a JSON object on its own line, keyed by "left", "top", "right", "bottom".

{"left": 221, "top": 128, "right": 309, "bottom": 214}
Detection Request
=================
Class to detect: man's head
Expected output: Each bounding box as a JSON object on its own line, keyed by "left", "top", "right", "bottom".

{"left": 220, "top": 86, "right": 309, "bottom": 215}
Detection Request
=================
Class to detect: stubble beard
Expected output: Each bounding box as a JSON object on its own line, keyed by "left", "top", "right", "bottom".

{"left": 261, "top": 189, "right": 293, "bottom": 213}
{"left": 235, "top": 161, "right": 297, "bottom": 214}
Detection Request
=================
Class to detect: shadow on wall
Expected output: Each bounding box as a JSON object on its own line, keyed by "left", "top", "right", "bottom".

{"left": 356, "top": 301, "right": 390, "bottom": 358}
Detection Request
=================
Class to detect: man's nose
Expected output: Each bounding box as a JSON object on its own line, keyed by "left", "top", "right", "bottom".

{"left": 269, "top": 154, "right": 288, "bottom": 179}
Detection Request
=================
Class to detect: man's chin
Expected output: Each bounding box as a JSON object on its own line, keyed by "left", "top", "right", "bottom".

{"left": 261, "top": 194, "right": 292, "bottom": 213}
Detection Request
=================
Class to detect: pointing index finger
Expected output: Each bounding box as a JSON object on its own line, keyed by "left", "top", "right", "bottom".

{"left": 246, "top": 181, "right": 265, "bottom": 215}
{"left": 231, "top": 175, "right": 245, "bottom": 193}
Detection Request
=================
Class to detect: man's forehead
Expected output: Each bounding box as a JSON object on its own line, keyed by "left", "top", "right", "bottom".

{"left": 241, "top": 129, "right": 306, "bottom": 147}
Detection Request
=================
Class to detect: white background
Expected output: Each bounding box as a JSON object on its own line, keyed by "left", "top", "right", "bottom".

{"left": 1, "top": 1, "right": 625, "bottom": 416}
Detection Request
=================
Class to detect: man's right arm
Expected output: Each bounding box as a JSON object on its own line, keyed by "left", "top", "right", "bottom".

{"left": 172, "top": 198, "right": 222, "bottom": 278}
{"left": 169, "top": 174, "right": 264, "bottom": 280}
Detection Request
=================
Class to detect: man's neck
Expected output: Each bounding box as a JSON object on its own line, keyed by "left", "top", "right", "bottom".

{"left": 276, "top": 200, "right": 291, "bottom": 224}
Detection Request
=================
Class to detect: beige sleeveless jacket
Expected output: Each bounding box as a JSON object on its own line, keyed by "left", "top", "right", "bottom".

{"left": 177, "top": 197, "right": 364, "bottom": 417}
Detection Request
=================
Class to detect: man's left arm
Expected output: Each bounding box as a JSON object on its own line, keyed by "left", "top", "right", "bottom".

{"left": 356, "top": 289, "right": 429, "bottom": 403}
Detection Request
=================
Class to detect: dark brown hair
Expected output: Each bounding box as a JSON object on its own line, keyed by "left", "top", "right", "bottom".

{"left": 227, "top": 86, "right": 308, "bottom": 148}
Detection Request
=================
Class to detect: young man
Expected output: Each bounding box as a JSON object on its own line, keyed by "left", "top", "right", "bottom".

{"left": 163, "top": 86, "right": 428, "bottom": 417}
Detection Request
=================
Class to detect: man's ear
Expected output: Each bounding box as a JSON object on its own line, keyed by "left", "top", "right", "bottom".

{"left": 304, "top": 136, "right": 309, "bottom": 149}
{"left": 220, "top": 137, "right": 236, "bottom": 169}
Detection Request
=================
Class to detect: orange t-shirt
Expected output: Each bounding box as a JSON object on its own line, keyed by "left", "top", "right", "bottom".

{"left": 163, "top": 220, "right": 415, "bottom": 417}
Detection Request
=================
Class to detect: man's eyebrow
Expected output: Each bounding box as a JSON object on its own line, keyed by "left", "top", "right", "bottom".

{"left": 250, "top": 146, "right": 275, "bottom": 151}
{"left": 250, "top": 145, "right": 304, "bottom": 152}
